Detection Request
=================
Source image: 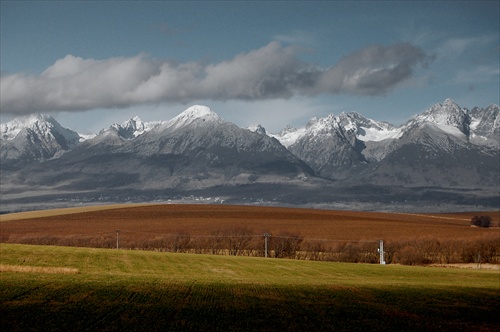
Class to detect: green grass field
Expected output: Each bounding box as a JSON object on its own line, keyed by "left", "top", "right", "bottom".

{"left": 1, "top": 243, "right": 499, "bottom": 331}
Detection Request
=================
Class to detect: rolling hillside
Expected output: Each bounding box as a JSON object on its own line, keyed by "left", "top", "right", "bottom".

{"left": 2, "top": 204, "right": 498, "bottom": 242}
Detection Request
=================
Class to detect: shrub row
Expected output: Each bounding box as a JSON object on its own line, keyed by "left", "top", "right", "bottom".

{"left": 4, "top": 228, "right": 499, "bottom": 265}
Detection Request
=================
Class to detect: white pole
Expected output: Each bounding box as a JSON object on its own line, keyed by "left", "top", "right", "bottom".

{"left": 264, "top": 233, "right": 270, "bottom": 258}
{"left": 115, "top": 229, "right": 120, "bottom": 249}
{"left": 379, "top": 240, "right": 385, "bottom": 265}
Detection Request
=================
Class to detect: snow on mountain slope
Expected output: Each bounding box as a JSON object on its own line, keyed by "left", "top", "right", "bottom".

{"left": 273, "top": 98, "right": 496, "bottom": 150}
{"left": 26, "top": 105, "right": 316, "bottom": 194}
{"left": 268, "top": 98, "right": 499, "bottom": 181}
{"left": 163, "top": 105, "right": 224, "bottom": 130}
{"left": 397, "top": 99, "right": 499, "bottom": 147}
{"left": 337, "top": 112, "right": 402, "bottom": 142}
{"left": 1, "top": 117, "right": 31, "bottom": 140}
{"left": 132, "top": 106, "right": 309, "bottom": 165}
{"left": 272, "top": 111, "right": 401, "bottom": 147}
{"left": 247, "top": 124, "right": 267, "bottom": 135}
{"left": 280, "top": 113, "right": 368, "bottom": 179}
{"left": 109, "top": 116, "right": 164, "bottom": 139}
{"left": 433, "top": 123, "right": 467, "bottom": 140}
{"left": 1, "top": 100, "right": 499, "bottom": 211}
{"left": 469, "top": 104, "right": 499, "bottom": 146}
{"left": 83, "top": 128, "right": 129, "bottom": 148}
{"left": 269, "top": 111, "right": 404, "bottom": 178}
{"left": 269, "top": 126, "right": 307, "bottom": 148}
{"left": 0, "top": 114, "right": 82, "bottom": 164}
{"left": 357, "top": 127, "right": 402, "bottom": 141}
{"left": 1, "top": 100, "right": 497, "bottom": 180}
{"left": 407, "top": 98, "right": 470, "bottom": 136}
{"left": 1, "top": 114, "right": 80, "bottom": 143}
{"left": 271, "top": 115, "right": 345, "bottom": 149}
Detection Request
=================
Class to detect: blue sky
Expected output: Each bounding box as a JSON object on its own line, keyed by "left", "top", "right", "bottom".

{"left": 1, "top": 1, "right": 499, "bottom": 134}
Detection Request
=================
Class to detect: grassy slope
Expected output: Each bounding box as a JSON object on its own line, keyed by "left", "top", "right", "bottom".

{"left": 1, "top": 243, "right": 499, "bottom": 331}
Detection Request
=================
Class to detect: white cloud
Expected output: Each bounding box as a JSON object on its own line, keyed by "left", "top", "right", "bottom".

{"left": 1, "top": 42, "right": 432, "bottom": 115}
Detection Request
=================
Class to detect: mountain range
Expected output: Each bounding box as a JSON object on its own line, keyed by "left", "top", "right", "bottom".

{"left": 1, "top": 99, "right": 498, "bottom": 213}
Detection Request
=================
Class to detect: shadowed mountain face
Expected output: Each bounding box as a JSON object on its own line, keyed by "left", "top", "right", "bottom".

{"left": 272, "top": 99, "right": 499, "bottom": 188}
{"left": 1, "top": 101, "right": 499, "bottom": 212}
{"left": 1, "top": 106, "right": 315, "bottom": 195}
{"left": 357, "top": 100, "right": 499, "bottom": 189}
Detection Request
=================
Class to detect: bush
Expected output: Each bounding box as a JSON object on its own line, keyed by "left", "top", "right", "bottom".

{"left": 393, "top": 245, "right": 432, "bottom": 265}
{"left": 471, "top": 216, "right": 492, "bottom": 228}
{"left": 461, "top": 236, "right": 500, "bottom": 264}
{"left": 5, "top": 227, "right": 499, "bottom": 265}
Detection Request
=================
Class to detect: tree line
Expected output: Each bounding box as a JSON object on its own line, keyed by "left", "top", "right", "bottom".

{"left": 4, "top": 225, "right": 499, "bottom": 266}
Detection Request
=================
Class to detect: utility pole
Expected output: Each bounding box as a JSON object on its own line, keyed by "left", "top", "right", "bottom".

{"left": 264, "top": 233, "right": 270, "bottom": 258}
{"left": 115, "top": 229, "right": 120, "bottom": 249}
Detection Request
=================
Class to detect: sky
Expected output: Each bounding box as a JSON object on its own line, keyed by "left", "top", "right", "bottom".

{"left": 1, "top": 1, "right": 499, "bottom": 135}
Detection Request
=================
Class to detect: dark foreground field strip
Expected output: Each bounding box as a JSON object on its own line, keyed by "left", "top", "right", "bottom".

{"left": 1, "top": 244, "right": 499, "bottom": 331}
{"left": 3, "top": 276, "right": 498, "bottom": 331}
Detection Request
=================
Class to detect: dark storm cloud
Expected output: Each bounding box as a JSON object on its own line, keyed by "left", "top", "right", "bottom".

{"left": 0, "top": 42, "right": 432, "bottom": 115}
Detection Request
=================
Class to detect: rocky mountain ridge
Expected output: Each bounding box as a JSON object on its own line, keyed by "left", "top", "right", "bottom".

{"left": 1, "top": 100, "right": 498, "bottom": 212}
{"left": 0, "top": 114, "right": 82, "bottom": 164}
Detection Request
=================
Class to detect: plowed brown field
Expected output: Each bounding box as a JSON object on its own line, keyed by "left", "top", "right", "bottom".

{"left": 1, "top": 204, "right": 498, "bottom": 242}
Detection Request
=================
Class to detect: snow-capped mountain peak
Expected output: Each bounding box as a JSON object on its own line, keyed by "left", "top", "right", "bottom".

{"left": 0, "top": 113, "right": 82, "bottom": 163}
{"left": 0, "top": 114, "right": 81, "bottom": 145}
{"left": 109, "top": 116, "right": 163, "bottom": 139}
{"left": 304, "top": 114, "right": 341, "bottom": 136}
{"left": 337, "top": 112, "right": 358, "bottom": 132}
{"left": 165, "top": 105, "right": 224, "bottom": 130}
{"left": 270, "top": 125, "right": 306, "bottom": 148}
{"left": 469, "top": 103, "right": 500, "bottom": 145}
{"left": 121, "top": 116, "right": 145, "bottom": 130}
{"left": 1, "top": 114, "right": 54, "bottom": 140}
{"left": 411, "top": 98, "right": 470, "bottom": 135}
{"left": 337, "top": 112, "right": 401, "bottom": 142}
{"left": 247, "top": 124, "right": 267, "bottom": 135}
{"left": 272, "top": 111, "right": 401, "bottom": 147}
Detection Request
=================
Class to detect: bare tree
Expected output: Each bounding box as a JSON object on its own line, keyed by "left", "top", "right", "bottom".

{"left": 224, "top": 227, "right": 254, "bottom": 256}
{"left": 271, "top": 232, "right": 303, "bottom": 259}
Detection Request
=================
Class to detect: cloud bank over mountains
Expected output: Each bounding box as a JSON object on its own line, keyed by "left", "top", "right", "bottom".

{"left": 1, "top": 42, "right": 432, "bottom": 115}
